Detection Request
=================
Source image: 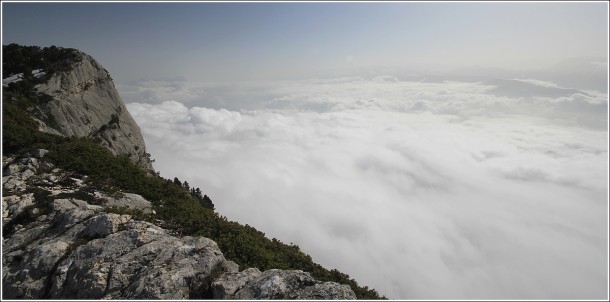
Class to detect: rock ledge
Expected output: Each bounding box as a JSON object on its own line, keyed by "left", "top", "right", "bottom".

{"left": 2, "top": 150, "right": 356, "bottom": 299}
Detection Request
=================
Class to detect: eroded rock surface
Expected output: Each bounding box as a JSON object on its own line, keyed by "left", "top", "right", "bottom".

{"left": 213, "top": 269, "right": 357, "bottom": 300}
{"left": 2, "top": 151, "right": 356, "bottom": 300}
{"left": 34, "top": 51, "right": 153, "bottom": 171}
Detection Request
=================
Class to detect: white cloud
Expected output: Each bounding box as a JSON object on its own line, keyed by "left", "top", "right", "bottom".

{"left": 117, "top": 79, "right": 207, "bottom": 105}
{"left": 512, "top": 78, "right": 561, "bottom": 88}
{"left": 126, "top": 78, "right": 608, "bottom": 299}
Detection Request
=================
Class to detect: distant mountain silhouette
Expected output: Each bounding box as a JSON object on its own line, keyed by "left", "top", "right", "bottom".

{"left": 484, "top": 79, "right": 589, "bottom": 98}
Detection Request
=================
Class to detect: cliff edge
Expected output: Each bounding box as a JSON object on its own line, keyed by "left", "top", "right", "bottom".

{"left": 2, "top": 44, "right": 380, "bottom": 300}
{"left": 3, "top": 44, "right": 153, "bottom": 172}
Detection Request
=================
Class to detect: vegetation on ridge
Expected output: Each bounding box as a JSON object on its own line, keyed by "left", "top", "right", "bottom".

{"left": 3, "top": 43, "right": 80, "bottom": 80}
{"left": 1, "top": 44, "right": 384, "bottom": 299}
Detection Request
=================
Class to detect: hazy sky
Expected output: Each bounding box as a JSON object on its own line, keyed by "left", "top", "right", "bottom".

{"left": 2, "top": 2, "right": 608, "bottom": 82}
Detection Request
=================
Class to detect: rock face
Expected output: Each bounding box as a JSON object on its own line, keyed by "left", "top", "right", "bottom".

{"left": 2, "top": 150, "right": 356, "bottom": 300}
{"left": 33, "top": 51, "right": 153, "bottom": 172}
{"left": 99, "top": 192, "right": 154, "bottom": 214}
{"left": 212, "top": 269, "right": 357, "bottom": 299}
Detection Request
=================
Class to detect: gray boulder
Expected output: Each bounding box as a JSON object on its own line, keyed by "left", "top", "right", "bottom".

{"left": 214, "top": 269, "right": 357, "bottom": 300}
{"left": 100, "top": 192, "right": 153, "bottom": 214}
{"left": 3, "top": 163, "right": 22, "bottom": 177}
{"left": 82, "top": 213, "right": 131, "bottom": 238}
{"left": 2, "top": 194, "right": 236, "bottom": 299}
{"left": 3, "top": 176, "right": 26, "bottom": 192}
{"left": 2, "top": 194, "right": 101, "bottom": 299}
{"left": 49, "top": 224, "right": 234, "bottom": 299}
{"left": 213, "top": 268, "right": 262, "bottom": 299}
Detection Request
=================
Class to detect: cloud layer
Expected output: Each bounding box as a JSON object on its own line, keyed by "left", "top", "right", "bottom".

{"left": 126, "top": 78, "right": 607, "bottom": 299}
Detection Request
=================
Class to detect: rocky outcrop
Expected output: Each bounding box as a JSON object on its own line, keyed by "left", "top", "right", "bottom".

{"left": 213, "top": 269, "right": 357, "bottom": 299}
{"left": 2, "top": 150, "right": 356, "bottom": 300}
{"left": 99, "top": 192, "right": 154, "bottom": 214}
{"left": 33, "top": 51, "right": 153, "bottom": 172}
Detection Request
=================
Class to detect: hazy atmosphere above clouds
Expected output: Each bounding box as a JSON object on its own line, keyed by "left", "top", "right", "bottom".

{"left": 2, "top": 2, "right": 608, "bottom": 83}
{"left": 3, "top": 1, "right": 608, "bottom": 299}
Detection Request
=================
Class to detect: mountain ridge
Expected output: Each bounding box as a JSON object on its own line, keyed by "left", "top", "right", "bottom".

{"left": 1, "top": 44, "right": 384, "bottom": 299}
{"left": 3, "top": 44, "right": 154, "bottom": 172}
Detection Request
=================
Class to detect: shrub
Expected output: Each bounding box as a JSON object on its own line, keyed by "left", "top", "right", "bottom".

{"left": 1, "top": 44, "right": 384, "bottom": 299}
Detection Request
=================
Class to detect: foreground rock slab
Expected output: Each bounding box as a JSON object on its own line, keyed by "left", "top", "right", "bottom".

{"left": 213, "top": 269, "right": 357, "bottom": 299}
{"left": 2, "top": 151, "right": 356, "bottom": 300}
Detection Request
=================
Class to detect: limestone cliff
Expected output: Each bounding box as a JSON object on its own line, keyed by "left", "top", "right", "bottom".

{"left": 1, "top": 150, "right": 356, "bottom": 299}
{"left": 30, "top": 50, "right": 153, "bottom": 172}
{"left": 2, "top": 44, "right": 375, "bottom": 300}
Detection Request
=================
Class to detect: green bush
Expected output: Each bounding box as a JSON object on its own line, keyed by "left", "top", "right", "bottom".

{"left": 3, "top": 43, "right": 80, "bottom": 79}
{"left": 2, "top": 105, "right": 383, "bottom": 299}
{"left": 1, "top": 44, "right": 384, "bottom": 299}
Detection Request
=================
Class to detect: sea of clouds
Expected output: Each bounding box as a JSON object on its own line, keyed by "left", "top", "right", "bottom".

{"left": 124, "top": 76, "right": 607, "bottom": 299}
